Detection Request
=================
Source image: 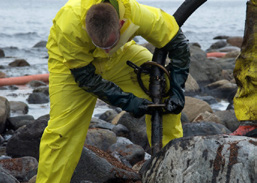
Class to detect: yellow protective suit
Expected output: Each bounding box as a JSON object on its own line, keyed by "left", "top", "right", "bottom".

{"left": 233, "top": 0, "right": 257, "bottom": 121}
{"left": 36, "top": 0, "right": 182, "bottom": 182}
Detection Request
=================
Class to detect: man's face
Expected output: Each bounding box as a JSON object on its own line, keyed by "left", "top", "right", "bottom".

{"left": 92, "top": 31, "right": 120, "bottom": 53}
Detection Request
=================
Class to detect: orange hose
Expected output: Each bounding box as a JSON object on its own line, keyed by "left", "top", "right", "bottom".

{"left": 0, "top": 73, "right": 49, "bottom": 86}
{"left": 206, "top": 52, "right": 227, "bottom": 58}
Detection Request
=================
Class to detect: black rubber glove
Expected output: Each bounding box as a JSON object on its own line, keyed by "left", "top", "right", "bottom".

{"left": 70, "top": 63, "right": 153, "bottom": 118}
{"left": 161, "top": 28, "right": 190, "bottom": 114}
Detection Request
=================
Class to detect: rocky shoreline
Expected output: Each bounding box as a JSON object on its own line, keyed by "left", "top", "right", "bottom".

{"left": 1, "top": 36, "right": 256, "bottom": 183}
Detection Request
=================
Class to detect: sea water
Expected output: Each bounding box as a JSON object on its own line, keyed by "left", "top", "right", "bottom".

{"left": 0, "top": 0, "right": 247, "bottom": 118}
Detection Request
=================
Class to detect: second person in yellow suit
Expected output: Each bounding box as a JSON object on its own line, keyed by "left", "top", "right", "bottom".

{"left": 36, "top": 0, "right": 190, "bottom": 182}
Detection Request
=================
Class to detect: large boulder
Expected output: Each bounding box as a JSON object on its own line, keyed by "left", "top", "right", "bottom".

{"left": 71, "top": 146, "right": 141, "bottom": 183}
{"left": 6, "top": 115, "right": 49, "bottom": 160}
{"left": 142, "top": 135, "right": 257, "bottom": 183}
{"left": 182, "top": 96, "right": 213, "bottom": 122}
{"left": 0, "top": 97, "right": 10, "bottom": 134}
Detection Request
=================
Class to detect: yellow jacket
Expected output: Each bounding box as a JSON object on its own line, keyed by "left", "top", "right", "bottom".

{"left": 47, "top": 0, "right": 179, "bottom": 71}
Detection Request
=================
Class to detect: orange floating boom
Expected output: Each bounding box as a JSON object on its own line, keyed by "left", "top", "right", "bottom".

{"left": 0, "top": 73, "right": 49, "bottom": 86}
{"left": 206, "top": 52, "right": 227, "bottom": 58}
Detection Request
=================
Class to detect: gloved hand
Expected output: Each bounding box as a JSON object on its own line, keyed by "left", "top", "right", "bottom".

{"left": 161, "top": 28, "right": 190, "bottom": 114}
{"left": 70, "top": 63, "right": 153, "bottom": 118}
{"left": 131, "top": 98, "right": 153, "bottom": 118}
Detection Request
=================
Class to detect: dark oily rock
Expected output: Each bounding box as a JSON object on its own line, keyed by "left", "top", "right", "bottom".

{"left": 192, "top": 111, "right": 222, "bottom": 124}
{"left": 0, "top": 48, "right": 5, "bottom": 58}
{"left": 32, "top": 41, "right": 47, "bottom": 48}
{"left": 214, "top": 110, "right": 240, "bottom": 132}
{"left": 194, "top": 95, "right": 218, "bottom": 105}
{"left": 0, "top": 85, "right": 19, "bottom": 90}
{"left": 9, "top": 101, "right": 29, "bottom": 115}
{"left": 182, "top": 96, "right": 213, "bottom": 122}
{"left": 212, "top": 57, "right": 236, "bottom": 71}
{"left": 71, "top": 146, "right": 141, "bottom": 183}
{"left": 117, "top": 113, "right": 149, "bottom": 151}
{"left": 0, "top": 97, "right": 10, "bottom": 134}
{"left": 142, "top": 135, "right": 257, "bottom": 183}
{"left": 6, "top": 115, "right": 49, "bottom": 160}
{"left": 183, "top": 122, "right": 231, "bottom": 137}
{"left": 85, "top": 128, "right": 117, "bottom": 152}
{"left": 108, "top": 143, "right": 145, "bottom": 166}
{"left": 28, "top": 80, "right": 47, "bottom": 88}
{"left": 27, "top": 92, "right": 49, "bottom": 104}
{"left": 204, "top": 79, "right": 237, "bottom": 99}
{"left": 181, "top": 112, "right": 189, "bottom": 123}
{"left": 0, "top": 166, "right": 19, "bottom": 183}
{"left": 89, "top": 117, "right": 115, "bottom": 130}
{"left": 7, "top": 115, "right": 34, "bottom": 130}
{"left": 213, "top": 35, "right": 229, "bottom": 40}
{"left": 209, "top": 40, "right": 227, "bottom": 50}
{"left": 8, "top": 59, "right": 30, "bottom": 67}
{"left": 226, "top": 36, "right": 243, "bottom": 48}
{"left": 0, "top": 156, "right": 38, "bottom": 182}
{"left": 189, "top": 45, "right": 223, "bottom": 85}
{"left": 32, "top": 86, "right": 49, "bottom": 96}
{"left": 99, "top": 109, "right": 119, "bottom": 123}
{"left": 112, "top": 124, "right": 129, "bottom": 138}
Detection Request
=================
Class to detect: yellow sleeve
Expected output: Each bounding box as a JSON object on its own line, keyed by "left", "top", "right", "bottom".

{"left": 123, "top": 0, "right": 179, "bottom": 48}
{"left": 53, "top": 6, "right": 94, "bottom": 69}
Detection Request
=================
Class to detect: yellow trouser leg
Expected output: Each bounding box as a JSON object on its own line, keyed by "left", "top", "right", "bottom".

{"left": 36, "top": 72, "right": 97, "bottom": 183}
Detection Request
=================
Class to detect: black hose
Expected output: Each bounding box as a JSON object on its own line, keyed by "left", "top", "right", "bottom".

{"left": 173, "top": 0, "right": 207, "bottom": 27}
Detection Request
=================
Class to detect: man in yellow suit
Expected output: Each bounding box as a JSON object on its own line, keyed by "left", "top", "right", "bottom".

{"left": 36, "top": 0, "right": 190, "bottom": 182}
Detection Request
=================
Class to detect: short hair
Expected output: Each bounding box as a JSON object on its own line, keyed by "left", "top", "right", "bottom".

{"left": 86, "top": 3, "right": 120, "bottom": 46}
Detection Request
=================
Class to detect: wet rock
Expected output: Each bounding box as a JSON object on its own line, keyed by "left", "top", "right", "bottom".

{"left": 192, "top": 111, "right": 221, "bottom": 124}
{"left": 112, "top": 124, "right": 129, "bottom": 138}
{"left": 194, "top": 95, "right": 218, "bottom": 105}
{"left": 32, "top": 41, "right": 47, "bottom": 48}
{"left": 117, "top": 113, "right": 149, "bottom": 151}
{"left": 9, "top": 101, "right": 29, "bottom": 115}
{"left": 7, "top": 115, "right": 34, "bottom": 130}
{"left": 0, "top": 166, "right": 19, "bottom": 183}
{"left": 28, "top": 80, "right": 47, "bottom": 88}
{"left": 0, "top": 97, "right": 10, "bottom": 134}
{"left": 142, "top": 135, "right": 256, "bottom": 183}
{"left": 189, "top": 45, "right": 223, "bottom": 84}
{"left": 8, "top": 59, "right": 30, "bottom": 67}
{"left": 85, "top": 128, "right": 117, "bottom": 152}
{"left": 0, "top": 49, "right": 5, "bottom": 58}
{"left": 209, "top": 40, "right": 227, "bottom": 49}
{"left": 185, "top": 74, "right": 200, "bottom": 93}
{"left": 89, "top": 117, "right": 115, "bottom": 130}
{"left": 218, "top": 45, "right": 241, "bottom": 52}
{"left": 27, "top": 92, "right": 49, "bottom": 104}
{"left": 213, "top": 35, "right": 229, "bottom": 40}
{"left": 0, "top": 71, "right": 6, "bottom": 78}
{"left": 108, "top": 143, "right": 145, "bottom": 166}
{"left": 204, "top": 79, "right": 237, "bottom": 99}
{"left": 226, "top": 36, "right": 243, "bottom": 48}
{"left": 214, "top": 110, "right": 240, "bottom": 132}
{"left": 6, "top": 115, "right": 49, "bottom": 160}
{"left": 183, "top": 122, "right": 231, "bottom": 137}
{"left": 32, "top": 86, "right": 49, "bottom": 96}
{"left": 99, "top": 109, "right": 119, "bottom": 123}
{"left": 71, "top": 146, "right": 141, "bottom": 183}
{"left": 182, "top": 96, "right": 213, "bottom": 122}
{"left": 0, "top": 156, "right": 38, "bottom": 182}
